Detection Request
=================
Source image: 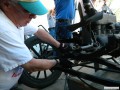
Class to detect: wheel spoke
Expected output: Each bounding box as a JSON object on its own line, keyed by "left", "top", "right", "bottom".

{"left": 30, "top": 47, "right": 41, "bottom": 58}
{"left": 44, "top": 44, "right": 49, "bottom": 51}
{"left": 36, "top": 71, "right": 41, "bottom": 79}
{"left": 44, "top": 70, "right": 47, "bottom": 78}
{"left": 39, "top": 43, "right": 43, "bottom": 55}
{"left": 42, "top": 45, "right": 49, "bottom": 54}
{"left": 39, "top": 43, "right": 49, "bottom": 58}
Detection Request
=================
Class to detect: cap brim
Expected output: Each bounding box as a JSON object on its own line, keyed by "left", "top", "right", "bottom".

{"left": 18, "top": 0, "right": 48, "bottom": 15}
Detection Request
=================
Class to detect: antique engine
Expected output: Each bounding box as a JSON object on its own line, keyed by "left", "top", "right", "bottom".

{"left": 93, "top": 12, "right": 116, "bottom": 35}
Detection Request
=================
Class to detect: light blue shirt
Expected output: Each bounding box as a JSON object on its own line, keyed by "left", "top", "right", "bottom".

{"left": 54, "top": 0, "right": 75, "bottom": 20}
{"left": 47, "top": 14, "right": 56, "bottom": 28}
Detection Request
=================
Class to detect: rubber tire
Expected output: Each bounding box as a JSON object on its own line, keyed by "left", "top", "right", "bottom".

{"left": 19, "top": 36, "right": 62, "bottom": 89}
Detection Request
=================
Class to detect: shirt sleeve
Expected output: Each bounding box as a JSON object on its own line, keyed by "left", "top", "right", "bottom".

{"left": 24, "top": 22, "right": 38, "bottom": 36}
{"left": 0, "top": 31, "right": 33, "bottom": 72}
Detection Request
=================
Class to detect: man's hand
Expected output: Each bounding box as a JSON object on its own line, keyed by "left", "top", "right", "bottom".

{"left": 57, "top": 43, "right": 72, "bottom": 53}
{"left": 51, "top": 43, "right": 73, "bottom": 70}
{"left": 59, "top": 58, "right": 73, "bottom": 68}
{"left": 55, "top": 58, "right": 74, "bottom": 68}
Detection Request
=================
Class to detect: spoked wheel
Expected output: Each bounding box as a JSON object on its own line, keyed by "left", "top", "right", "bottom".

{"left": 19, "top": 36, "right": 62, "bottom": 89}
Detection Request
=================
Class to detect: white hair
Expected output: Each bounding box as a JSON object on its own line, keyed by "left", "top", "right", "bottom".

{"left": 0, "top": 0, "right": 19, "bottom": 8}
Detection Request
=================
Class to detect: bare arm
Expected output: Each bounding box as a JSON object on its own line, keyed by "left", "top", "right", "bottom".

{"left": 22, "top": 29, "right": 60, "bottom": 72}
{"left": 22, "top": 58, "right": 57, "bottom": 72}
{"left": 34, "top": 29, "right": 60, "bottom": 48}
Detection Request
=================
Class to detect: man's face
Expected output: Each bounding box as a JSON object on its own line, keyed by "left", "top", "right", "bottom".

{"left": 16, "top": 4, "right": 36, "bottom": 27}
{"left": 6, "top": 2, "right": 36, "bottom": 27}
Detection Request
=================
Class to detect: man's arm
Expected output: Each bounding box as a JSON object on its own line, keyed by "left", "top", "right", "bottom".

{"left": 34, "top": 29, "right": 60, "bottom": 48}
{"left": 22, "top": 29, "right": 60, "bottom": 72}
{"left": 22, "top": 28, "right": 72, "bottom": 72}
{"left": 22, "top": 58, "right": 57, "bottom": 72}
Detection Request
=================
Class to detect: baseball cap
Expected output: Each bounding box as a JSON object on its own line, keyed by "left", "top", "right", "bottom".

{"left": 18, "top": 0, "right": 48, "bottom": 15}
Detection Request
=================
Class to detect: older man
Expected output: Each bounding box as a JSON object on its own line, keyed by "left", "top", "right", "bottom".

{"left": 0, "top": 0, "right": 69, "bottom": 89}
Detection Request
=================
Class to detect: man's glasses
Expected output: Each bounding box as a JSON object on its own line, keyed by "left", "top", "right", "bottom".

{"left": 12, "top": 3, "right": 36, "bottom": 18}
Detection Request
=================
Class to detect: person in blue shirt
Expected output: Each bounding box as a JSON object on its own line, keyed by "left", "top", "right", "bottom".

{"left": 54, "top": 0, "right": 75, "bottom": 40}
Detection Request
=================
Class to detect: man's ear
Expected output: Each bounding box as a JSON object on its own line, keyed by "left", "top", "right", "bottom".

{"left": 2, "top": 1, "right": 11, "bottom": 11}
{"left": 3, "top": 0, "right": 9, "bottom": 6}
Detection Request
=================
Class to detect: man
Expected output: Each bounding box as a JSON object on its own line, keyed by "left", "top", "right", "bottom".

{"left": 0, "top": 0, "right": 67, "bottom": 90}
{"left": 54, "top": 0, "right": 75, "bottom": 39}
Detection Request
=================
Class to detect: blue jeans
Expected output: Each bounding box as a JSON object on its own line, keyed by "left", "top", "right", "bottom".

{"left": 49, "top": 28, "right": 57, "bottom": 56}
{"left": 49, "top": 28, "right": 56, "bottom": 39}
{"left": 55, "top": 20, "right": 72, "bottom": 40}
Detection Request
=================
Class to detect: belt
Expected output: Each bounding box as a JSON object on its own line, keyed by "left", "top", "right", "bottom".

{"left": 48, "top": 27, "right": 55, "bottom": 30}
{"left": 56, "top": 19, "right": 70, "bottom": 22}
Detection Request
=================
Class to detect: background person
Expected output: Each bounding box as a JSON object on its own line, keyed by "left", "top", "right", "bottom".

{"left": 54, "top": 0, "right": 76, "bottom": 40}
{"left": 47, "top": 8, "right": 56, "bottom": 39}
